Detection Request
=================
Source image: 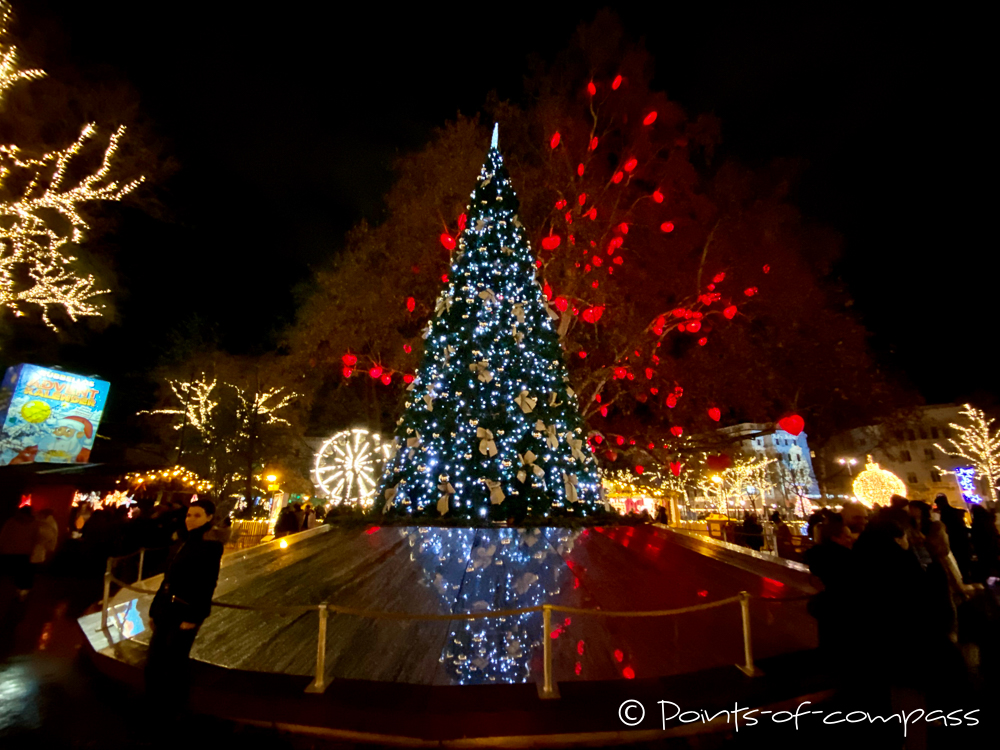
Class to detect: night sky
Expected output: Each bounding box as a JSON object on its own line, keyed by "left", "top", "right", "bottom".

{"left": 5, "top": 2, "right": 992, "bottom": 427}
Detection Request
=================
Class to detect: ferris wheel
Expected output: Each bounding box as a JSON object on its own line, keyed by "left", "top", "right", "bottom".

{"left": 312, "top": 429, "right": 395, "bottom": 507}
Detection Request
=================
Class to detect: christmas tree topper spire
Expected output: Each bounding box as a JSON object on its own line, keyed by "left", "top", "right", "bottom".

{"left": 491, "top": 122, "right": 498, "bottom": 149}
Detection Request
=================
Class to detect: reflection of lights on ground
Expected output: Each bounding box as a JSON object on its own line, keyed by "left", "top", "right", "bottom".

{"left": 0, "top": 662, "right": 40, "bottom": 732}
{"left": 279, "top": 539, "right": 288, "bottom": 549}
{"left": 410, "top": 527, "right": 580, "bottom": 686}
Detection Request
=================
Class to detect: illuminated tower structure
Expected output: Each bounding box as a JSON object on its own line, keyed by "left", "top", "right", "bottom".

{"left": 374, "top": 125, "right": 602, "bottom": 521}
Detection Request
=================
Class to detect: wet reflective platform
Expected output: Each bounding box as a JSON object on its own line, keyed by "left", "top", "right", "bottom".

{"left": 82, "top": 524, "right": 817, "bottom": 687}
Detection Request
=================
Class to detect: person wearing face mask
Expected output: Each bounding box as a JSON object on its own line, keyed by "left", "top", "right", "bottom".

{"left": 144, "top": 499, "right": 224, "bottom": 712}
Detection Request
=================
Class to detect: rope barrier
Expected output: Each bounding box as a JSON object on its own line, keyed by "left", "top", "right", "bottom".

{"left": 108, "top": 572, "right": 806, "bottom": 621}
{"left": 545, "top": 596, "right": 742, "bottom": 617}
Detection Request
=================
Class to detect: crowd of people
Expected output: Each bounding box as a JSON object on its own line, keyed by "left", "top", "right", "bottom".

{"left": 273, "top": 500, "right": 325, "bottom": 537}
{"left": 804, "top": 494, "right": 1000, "bottom": 708}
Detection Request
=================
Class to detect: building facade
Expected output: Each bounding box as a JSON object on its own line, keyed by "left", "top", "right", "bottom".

{"left": 717, "top": 423, "right": 821, "bottom": 507}
{"left": 819, "top": 404, "right": 988, "bottom": 507}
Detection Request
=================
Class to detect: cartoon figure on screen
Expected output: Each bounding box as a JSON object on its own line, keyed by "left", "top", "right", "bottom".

{"left": 9, "top": 415, "right": 93, "bottom": 464}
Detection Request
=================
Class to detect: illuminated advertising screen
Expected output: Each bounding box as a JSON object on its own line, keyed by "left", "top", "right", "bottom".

{"left": 0, "top": 364, "right": 110, "bottom": 466}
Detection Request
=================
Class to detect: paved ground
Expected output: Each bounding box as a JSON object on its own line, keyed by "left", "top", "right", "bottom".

{"left": 3, "top": 525, "right": 997, "bottom": 749}
{"left": 93, "top": 524, "right": 819, "bottom": 686}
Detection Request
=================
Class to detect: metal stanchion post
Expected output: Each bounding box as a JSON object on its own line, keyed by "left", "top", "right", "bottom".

{"left": 537, "top": 604, "right": 560, "bottom": 699}
{"left": 137, "top": 548, "right": 145, "bottom": 582}
{"left": 305, "top": 603, "right": 329, "bottom": 693}
{"left": 736, "top": 591, "right": 763, "bottom": 676}
{"left": 101, "top": 558, "right": 112, "bottom": 631}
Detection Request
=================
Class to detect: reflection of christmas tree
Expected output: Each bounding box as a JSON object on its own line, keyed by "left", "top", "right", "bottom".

{"left": 408, "top": 527, "right": 578, "bottom": 685}
{"left": 376, "top": 126, "right": 602, "bottom": 521}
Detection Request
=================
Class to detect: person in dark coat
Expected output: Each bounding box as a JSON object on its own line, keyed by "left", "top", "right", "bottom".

{"left": 805, "top": 515, "right": 856, "bottom": 659}
{"left": 0, "top": 506, "right": 38, "bottom": 598}
{"left": 970, "top": 505, "right": 1000, "bottom": 583}
{"left": 742, "top": 513, "right": 764, "bottom": 551}
{"left": 274, "top": 506, "right": 299, "bottom": 538}
{"left": 145, "top": 499, "right": 223, "bottom": 710}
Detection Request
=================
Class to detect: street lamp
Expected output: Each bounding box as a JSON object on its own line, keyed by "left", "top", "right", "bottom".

{"left": 838, "top": 458, "right": 858, "bottom": 477}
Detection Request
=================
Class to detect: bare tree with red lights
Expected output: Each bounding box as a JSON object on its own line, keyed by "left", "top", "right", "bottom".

{"left": 288, "top": 14, "right": 903, "bottom": 475}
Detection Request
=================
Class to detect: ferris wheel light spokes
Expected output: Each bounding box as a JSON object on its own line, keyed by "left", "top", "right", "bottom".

{"left": 313, "top": 428, "right": 391, "bottom": 507}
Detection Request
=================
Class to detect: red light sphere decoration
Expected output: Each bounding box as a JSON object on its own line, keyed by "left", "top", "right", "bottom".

{"left": 744, "top": 286, "right": 758, "bottom": 296}
{"left": 589, "top": 136, "right": 599, "bottom": 151}
{"left": 623, "top": 157, "right": 638, "bottom": 173}
{"left": 550, "top": 132, "right": 561, "bottom": 149}
{"left": 723, "top": 305, "right": 737, "bottom": 319}
{"left": 670, "top": 461, "right": 683, "bottom": 476}
{"left": 587, "top": 81, "right": 596, "bottom": 96}
{"left": 440, "top": 233, "right": 456, "bottom": 250}
{"left": 369, "top": 366, "right": 383, "bottom": 379}
{"left": 403, "top": 374, "right": 415, "bottom": 384}
{"left": 777, "top": 414, "right": 805, "bottom": 436}
{"left": 541, "top": 235, "right": 561, "bottom": 250}
{"left": 406, "top": 297, "right": 415, "bottom": 312}
{"left": 652, "top": 190, "right": 664, "bottom": 203}
{"left": 581, "top": 305, "right": 604, "bottom": 323}
{"left": 660, "top": 221, "right": 675, "bottom": 233}
{"left": 643, "top": 111, "right": 658, "bottom": 126}
{"left": 612, "top": 74, "right": 622, "bottom": 90}
{"left": 342, "top": 366, "right": 353, "bottom": 378}
{"left": 457, "top": 213, "right": 467, "bottom": 231}
{"left": 670, "top": 426, "right": 683, "bottom": 437}
{"left": 708, "top": 407, "right": 721, "bottom": 422}
{"left": 380, "top": 373, "right": 392, "bottom": 386}
{"left": 611, "top": 171, "right": 624, "bottom": 184}
{"left": 635, "top": 465, "right": 645, "bottom": 475}
{"left": 342, "top": 353, "right": 358, "bottom": 367}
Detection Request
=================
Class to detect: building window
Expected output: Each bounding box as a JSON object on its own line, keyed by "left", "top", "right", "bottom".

{"left": 908, "top": 473, "right": 918, "bottom": 484}
{"left": 943, "top": 427, "right": 952, "bottom": 439}
{"left": 930, "top": 470, "right": 941, "bottom": 483}
{"left": 931, "top": 427, "right": 939, "bottom": 439}
{"left": 894, "top": 430, "right": 904, "bottom": 440}
{"left": 906, "top": 429, "right": 916, "bottom": 441}
{"left": 919, "top": 428, "right": 927, "bottom": 440}
{"left": 900, "top": 450, "right": 912, "bottom": 462}
{"left": 924, "top": 448, "right": 934, "bottom": 460}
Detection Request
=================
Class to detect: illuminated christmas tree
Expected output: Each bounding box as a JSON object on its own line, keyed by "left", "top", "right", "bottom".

{"left": 375, "top": 126, "right": 602, "bottom": 520}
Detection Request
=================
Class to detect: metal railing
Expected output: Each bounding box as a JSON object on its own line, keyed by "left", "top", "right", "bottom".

{"left": 100, "top": 542, "right": 808, "bottom": 697}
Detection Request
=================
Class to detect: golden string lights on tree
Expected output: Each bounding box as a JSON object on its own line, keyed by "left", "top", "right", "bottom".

{"left": 852, "top": 456, "right": 906, "bottom": 508}
{"left": 0, "top": 3, "right": 42, "bottom": 99}
{"left": 122, "top": 465, "right": 213, "bottom": 494}
{"left": 233, "top": 384, "right": 297, "bottom": 431}
{"left": 934, "top": 403, "right": 1000, "bottom": 504}
{"left": 138, "top": 375, "right": 219, "bottom": 435}
{"left": 0, "top": 3, "right": 143, "bottom": 329}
